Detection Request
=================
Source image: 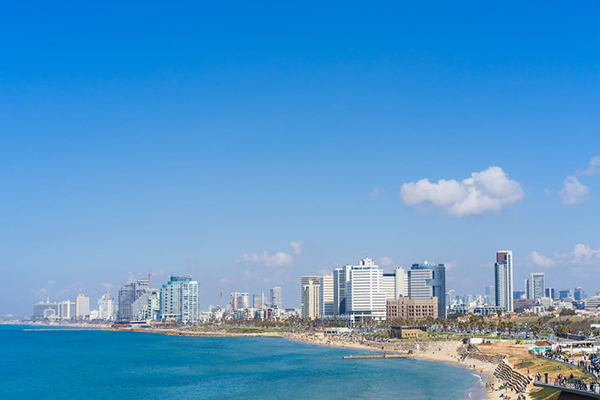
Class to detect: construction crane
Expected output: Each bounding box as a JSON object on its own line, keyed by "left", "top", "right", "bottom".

{"left": 127, "top": 271, "right": 159, "bottom": 287}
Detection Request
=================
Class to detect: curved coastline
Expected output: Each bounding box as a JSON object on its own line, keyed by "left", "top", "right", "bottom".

{"left": 21, "top": 324, "right": 508, "bottom": 399}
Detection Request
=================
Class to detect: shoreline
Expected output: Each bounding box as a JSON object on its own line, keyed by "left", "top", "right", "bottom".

{"left": 21, "top": 325, "right": 520, "bottom": 399}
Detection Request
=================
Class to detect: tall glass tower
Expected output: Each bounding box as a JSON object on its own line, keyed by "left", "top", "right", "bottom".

{"left": 494, "top": 251, "right": 514, "bottom": 312}
{"left": 409, "top": 261, "right": 446, "bottom": 318}
{"left": 269, "top": 287, "right": 282, "bottom": 309}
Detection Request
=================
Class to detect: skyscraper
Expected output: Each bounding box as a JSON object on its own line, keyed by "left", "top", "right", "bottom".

{"left": 382, "top": 267, "right": 408, "bottom": 300}
{"left": 301, "top": 276, "right": 322, "bottom": 319}
{"left": 320, "top": 275, "right": 334, "bottom": 316}
{"left": 346, "top": 258, "right": 387, "bottom": 323}
{"left": 58, "top": 300, "right": 75, "bottom": 319}
{"left": 76, "top": 294, "right": 90, "bottom": 318}
{"left": 526, "top": 272, "right": 545, "bottom": 301}
{"left": 117, "top": 282, "right": 136, "bottom": 321}
{"left": 160, "top": 276, "right": 201, "bottom": 323}
{"left": 117, "top": 279, "right": 150, "bottom": 321}
{"left": 545, "top": 287, "right": 557, "bottom": 300}
{"left": 574, "top": 287, "right": 586, "bottom": 301}
{"left": 494, "top": 251, "right": 514, "bottom": 312}
{"left": 408, "top": 261, "right": 446, "bottom": 318}
{"left": 132, "top": 289, "right": 160, "bottom": 320}
{"left": 230, "top": 292, "right": 250, "bottom": 311}
{"left": 269, "top": 287, "right": 282, "bottom": 309}
{"left": 98, "top": 292, "right": 115, "bottom": 320}
{"left": 333, "top": 265, "right": 351, "bottom": 315}
{"left": 253, "top": 293, "right": 267, "bottom": 309}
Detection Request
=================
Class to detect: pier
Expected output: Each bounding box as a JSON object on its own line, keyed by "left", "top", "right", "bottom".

{"left": 343, "top": 354, "right": 408, "bottom": 359}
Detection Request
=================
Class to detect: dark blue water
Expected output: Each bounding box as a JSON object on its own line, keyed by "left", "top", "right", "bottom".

{"left": 0, "top": 325, "right": 482, "bottom": 399}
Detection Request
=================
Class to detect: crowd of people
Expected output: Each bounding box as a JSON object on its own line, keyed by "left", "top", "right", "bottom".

{"left": 541, "top": 349, "right": 600, "bottom": 377}
{"left": 533, "top": 352, "right": 600, "bottom": 394}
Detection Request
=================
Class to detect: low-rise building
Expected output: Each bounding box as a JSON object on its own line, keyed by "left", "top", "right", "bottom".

{"left": 390, "top": 326, "right": 427, "bottom": 339}
{"left": 386, "top": 297, "right": 438, "bottom": 320}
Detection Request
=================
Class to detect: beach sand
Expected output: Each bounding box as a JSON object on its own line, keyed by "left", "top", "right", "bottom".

{"left": 284, "top": 332, "right": 526, "bottom": 400}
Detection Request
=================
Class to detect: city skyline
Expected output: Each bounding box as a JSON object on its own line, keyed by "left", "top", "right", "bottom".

{"left": 2, "top": 3, "right": 600, "bottom": 317}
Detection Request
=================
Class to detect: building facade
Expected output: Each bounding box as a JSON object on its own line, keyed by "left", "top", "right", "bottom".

{"left": 321, "top": 275, "right": 334, "bottom": 317}
{"left": 269, "top": 287, "right": 282, "bottom": 309}
{"left": 382, "top": 267, "right": 408, "bottom": 300}
{"left": 98, "top": 292, "right": 115, "bottom": 320}
{"left": 409, "top": 262, "right": 446, "bottom": 318}
{"left": 333, "top": 265, "right": 351, "bottom": 316}
{"left": 301, "top": 277, "right": 321, "bottom": 320}
{"left": 526, "top": 272, "right": 545, "bottom": 301}
{"left": 117, "top": 279, "right": 149, "bottom": 321}
{"left": 494, "top": 251, "right": 514, "bottom": 312}
{"left": 346, "top": 258, "right": 387, "bottom": 322}
{"left": 160, "top": 276, "right": 201, "bottom": 323}
{"left": 76, "top": 294, "right": 90, "bottom": 318}
{"left": 386, "top": 297, "right": 438, "bottom": 320}
{"left": 253, "top": 293, "right": 267, "bottom": 309}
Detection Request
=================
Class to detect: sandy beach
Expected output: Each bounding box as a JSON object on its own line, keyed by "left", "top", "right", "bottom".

{"left": 283, "top": 331, "right": 525, "bottom": 400}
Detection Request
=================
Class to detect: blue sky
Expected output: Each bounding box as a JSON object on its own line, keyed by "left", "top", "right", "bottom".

{"left": 2, "top": 2, "right": 600, "bottom": 316}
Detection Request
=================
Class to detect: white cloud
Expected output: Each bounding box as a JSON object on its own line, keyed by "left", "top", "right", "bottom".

{"left": 369, "top": 188, "right": 386, "bottom": 198}
{"left": 377, "top": 256, "right": 394, "bottom": 267}
{"left": 290, "top": 240, "right": 304, "bottom": 256}
{"left": 443, "top": 261, "right": 457, "bottom": 270}
{"left": 399, "top": 166, "right": 524, "bottom": 216}
{"left": 100, "top": 282, "right": 113, "bottom": 292}
{"left": 529, "top": 251, "right": 557, "bottom": 267}
{"left": 558, "top": 175, "right": 589, "bottom": 205}
{"left": 543, "top": 188, "right": 553, "bottom": 195}
{"left": 531, "top": 244, "right": 600, "bottom": 268}
{"left": 570, "top": 244, "right": 600, "bottom": 264}
{"left": 31, "top": 280, "right": 56, "bottom": 300}
{"left": 237, "top": 251, "right": 294, "bottom": 267}
{"left": 580, "top": 156, "right": 600, "bottom": 176}
{"left": 237, "top": 240, "right": 306, "bottom": 267}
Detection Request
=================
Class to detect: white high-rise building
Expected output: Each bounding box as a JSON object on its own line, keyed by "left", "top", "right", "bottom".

{"left": 495, "top": 251, "right": 514, "bottom": 312}
{"left": 58, "top": 300, "right": 75, "bottom": 319}
{"left": 160, "top": 276, "right": 201, "bottom": 323}
{"left": 181, "top": 280, "right": 201, "bottom": 323}
{"left": 347, "top": 258, "right": 387, "bottom": 323}
{"left": 76, "top": 294, "right": 90, "bottom": 317}
{"left": 301, "top": 277, "right": 321, "bottom": 319}
{"left": 253, "top": 293, "right": 267, "bottom": 309}
{"left": 382, "top": 273, "right": 396, "bottom": 300}
{"left": 394, "top": 267, "right": 408, "bottom": 298}
{"left": 98, "top": 292, "right": 115, "bottom": 320}
{"left": 321, "top": 275, "right": 334, "bottom": 316}
{"left": 230, "top": 292, "right": 250, "bottom": 311}
{"left": 269, "top": 287, "right": 282, "bottom": 309}
{"left": 383, "top": 267, "right": 408, "bottom": 300}
{"left": 527, "top": 272, "right": 545, "bottom": 301}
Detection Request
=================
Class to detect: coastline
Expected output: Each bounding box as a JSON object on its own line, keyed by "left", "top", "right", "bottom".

{"left": 22, "top": 325, "right": 518, "bottom": 400}
{"left": 283, "top": 332, "right": 498, "bottom": 400}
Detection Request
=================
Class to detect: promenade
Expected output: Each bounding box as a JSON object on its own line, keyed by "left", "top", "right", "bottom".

{"left": 534, "top": 380, "right": 600, "bottom": 399}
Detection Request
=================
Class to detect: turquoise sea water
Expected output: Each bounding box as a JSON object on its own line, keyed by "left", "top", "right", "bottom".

{"left": 0, "top": 325, "right": 482, "bottom": 399}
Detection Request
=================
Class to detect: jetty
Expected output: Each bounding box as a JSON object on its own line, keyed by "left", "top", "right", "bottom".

{"left": 343, "top": 354, "right": 408, "bottom": 359}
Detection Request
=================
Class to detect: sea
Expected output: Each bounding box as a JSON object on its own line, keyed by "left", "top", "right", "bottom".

{"left": 0, "top": 325, "right": 484, "bottom": 399}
